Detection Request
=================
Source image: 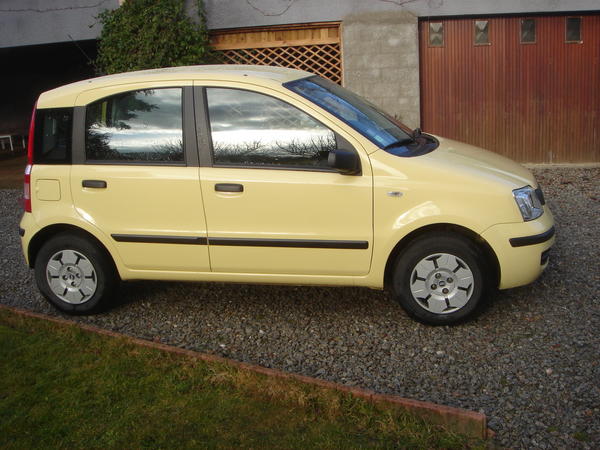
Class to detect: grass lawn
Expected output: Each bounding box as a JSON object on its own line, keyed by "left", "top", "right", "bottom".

{"left": 0, "top": 153, "right": 26, "bottom": 189}
{"left": 0, "top": 309, "right": 481, "bottom": 448}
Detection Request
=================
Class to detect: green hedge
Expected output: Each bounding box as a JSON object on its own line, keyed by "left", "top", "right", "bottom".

{"left": 95, "top": 0, "right": 212, "bottom": 75}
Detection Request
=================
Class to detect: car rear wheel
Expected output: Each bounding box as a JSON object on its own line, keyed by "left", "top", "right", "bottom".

{"left": 391, "top": 232, "right": 488, "bottom": 325}
{"left": 34, "top": 233, "right": 118, "bottom": 314}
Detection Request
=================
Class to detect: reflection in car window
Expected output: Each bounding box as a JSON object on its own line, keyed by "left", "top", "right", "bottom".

{"left": 206, "top": 88, "right": 336, "bottom": 168}
{"left": 85, "top": 88, "right": 183, "bottom": 162}
{"left": 285, "top": 76, "right": 413, "bottom": 149}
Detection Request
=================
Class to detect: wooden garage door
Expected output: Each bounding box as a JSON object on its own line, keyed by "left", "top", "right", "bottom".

{"left": 210, "top": 22, "right": 342, "bottom": 84}
{"left": 420, "top": 15, "right": 600, "bottom": 163}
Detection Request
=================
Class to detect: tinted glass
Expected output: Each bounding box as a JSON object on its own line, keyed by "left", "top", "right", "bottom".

{"left": 34, "top": 108, "right": 72, "bottom": 164}
{"left": 206, "top": 88, "right": 335, "bottom": 168}
{"left": 85, "top": 88, "right": 183, "bottom": 163}
{"left": 285, "top": 76, "right": 413, "bottom": 150}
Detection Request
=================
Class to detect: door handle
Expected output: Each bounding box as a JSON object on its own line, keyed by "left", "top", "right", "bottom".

{"left": 215, "top": 183, "right": 243, "bottom": 193}
{"left": 82, "top": 180, "right": 107, "bottom": 189}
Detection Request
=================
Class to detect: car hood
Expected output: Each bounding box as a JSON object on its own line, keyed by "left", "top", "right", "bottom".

{"left": 423, "top": 135, "right": 537, "bottom": 188}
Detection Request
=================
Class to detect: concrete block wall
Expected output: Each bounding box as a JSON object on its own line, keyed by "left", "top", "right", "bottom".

{"left": 342, "top": 11, "right": 420, "bottom": 129}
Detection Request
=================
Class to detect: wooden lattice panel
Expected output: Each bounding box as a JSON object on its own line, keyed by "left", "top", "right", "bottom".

{"left": 210, "top": 23, "right": 342, "bottom": 84}
{"left": 216, "top": 43, "right": 342, "bottom": 84}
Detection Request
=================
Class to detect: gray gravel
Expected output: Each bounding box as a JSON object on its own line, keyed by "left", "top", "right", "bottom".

{"left": 1, "top": 167, "right": 599, "bottom": 448}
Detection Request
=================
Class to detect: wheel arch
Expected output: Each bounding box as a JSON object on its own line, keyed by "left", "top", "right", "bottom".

{"left": 27, "top": 224, "right": 118, "bottom": 276}
{"left": 383, "top": 223, "right": 500, "bottom": 290}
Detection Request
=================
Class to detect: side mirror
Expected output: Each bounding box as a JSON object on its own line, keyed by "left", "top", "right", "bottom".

{"left": 328, "top": 148, "right": 361, "bottom": 175}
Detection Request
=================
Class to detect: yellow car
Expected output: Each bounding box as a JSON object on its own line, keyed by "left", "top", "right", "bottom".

{"left": 19, "top": 65, "right": 555, "bottom": 325}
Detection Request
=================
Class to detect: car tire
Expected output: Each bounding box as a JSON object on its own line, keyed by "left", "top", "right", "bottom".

{"left": 34, "top": 233, "right": 119, "bottom": 315}
{"left": 391, "top": 232, "right": 489, "bottom": 325}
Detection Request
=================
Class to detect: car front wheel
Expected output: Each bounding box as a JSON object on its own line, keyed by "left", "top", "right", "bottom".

{"left": 391, "top": 232, "right": 489, "bottom": 325}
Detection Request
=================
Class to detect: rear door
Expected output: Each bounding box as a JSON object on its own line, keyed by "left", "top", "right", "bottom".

{"left": 70, "top": 83, "right": 210, "bottom": 272}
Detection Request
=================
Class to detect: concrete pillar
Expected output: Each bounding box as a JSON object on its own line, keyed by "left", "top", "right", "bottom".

{"left": 342, "top": 10, "right": 420, "bottom": 128}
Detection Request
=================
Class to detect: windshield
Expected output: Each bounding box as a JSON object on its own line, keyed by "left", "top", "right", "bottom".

{"left": 284, "top": 76, "right": 414, "bottom": 149}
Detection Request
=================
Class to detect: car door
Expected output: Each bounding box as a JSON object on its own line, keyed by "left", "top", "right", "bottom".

{"left": 195, "top": 84, "right": 373, "bottom": 276}
{"left": 70, "top": 83, "right": 211, "bottom": 272}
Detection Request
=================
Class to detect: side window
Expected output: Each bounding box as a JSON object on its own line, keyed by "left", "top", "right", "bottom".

{"left": 206, "top": 88, "right": 336, "bottom": 169}
{"left": 85, "top": 88, "right": 184, "bottom": 163}
{"left": 34, "top": 108, "right": 73, "bottom": 164}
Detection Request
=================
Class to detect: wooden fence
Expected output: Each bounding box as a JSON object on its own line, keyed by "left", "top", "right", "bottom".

{"left": 210, "top": 22, "right": 343, "bottom": 84}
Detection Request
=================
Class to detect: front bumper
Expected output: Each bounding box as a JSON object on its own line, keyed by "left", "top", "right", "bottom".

{"left": 480, "top": 207, "right": 555, "bottom": 290}
{"left": 509, "top": 226, "right": 555, "bottom": 248}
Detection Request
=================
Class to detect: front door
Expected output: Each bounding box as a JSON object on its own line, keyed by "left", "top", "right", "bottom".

{"left": 197, "top": 86, "right": 372, "bottom": 276}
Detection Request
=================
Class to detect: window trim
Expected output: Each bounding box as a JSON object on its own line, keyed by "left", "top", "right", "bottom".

{"left": 474, "top": 20, "right": 491, "bottom": 46}
{"left": 79, "top": 86, "right": 191, "bottom": 166}
{"left": 198, "top": 86, "right": 346, "bottom": 173}
{"left": 565, "top": 16, "right": 583, "bottom": 44}
{"left": 520, "top": 18, "right": 536, "bottom": 45}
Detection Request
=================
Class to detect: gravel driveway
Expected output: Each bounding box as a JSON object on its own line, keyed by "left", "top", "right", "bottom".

{"left": 1, "top": 167, "right": 598, "bottom": 448}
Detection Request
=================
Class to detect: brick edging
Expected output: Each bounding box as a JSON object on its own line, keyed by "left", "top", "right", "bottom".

{"left": 0, "top": 304, "right": 490, "bottom": 439}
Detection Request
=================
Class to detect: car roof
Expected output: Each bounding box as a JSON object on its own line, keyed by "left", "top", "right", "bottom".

{"left": 37, "top": 65, "right": 313, "bottom": 108}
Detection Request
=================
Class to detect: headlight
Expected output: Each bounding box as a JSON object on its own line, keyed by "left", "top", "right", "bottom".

{"left": 513, "top": 186, "right": 543, "bottom": 221}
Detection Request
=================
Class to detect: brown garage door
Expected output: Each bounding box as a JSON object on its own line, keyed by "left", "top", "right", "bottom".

{"left": 210, "top": 22, "right": 342, "bottom": 84}
{"left": 420, "top": 15, "right": 600, "bottom": 163}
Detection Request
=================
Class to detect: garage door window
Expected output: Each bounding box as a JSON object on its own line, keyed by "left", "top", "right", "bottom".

{"left": 474, "top": 20, "right": 490, "bottom": 45}
{"left": 429, "top": 22, "right": 444, "bottom": 47}
{"left": 206, "top": 88, "right": 335, "bottom": 169}
{"left": 521, "top": 19, "right": 536, "bottom": 44}
{"left": 85, "top": 88, "right": 184, "bottom": 163}
{"left": 566, "top": 17, "right": 582, "bottom": 43}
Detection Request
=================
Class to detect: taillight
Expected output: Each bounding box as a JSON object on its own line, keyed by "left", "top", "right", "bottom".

{"left": 24, "top": 164, "right": 32, "bottom": 212}
{"left": 24, "top": 103, "right": 36, "bottom": 213}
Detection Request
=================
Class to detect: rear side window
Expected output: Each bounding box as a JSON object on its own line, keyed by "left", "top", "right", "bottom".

{"left": 34, "top": 108, "right": 73, "bottom": 164}
{"left": 85, "top": 88, "right": 184, "bottom": 163}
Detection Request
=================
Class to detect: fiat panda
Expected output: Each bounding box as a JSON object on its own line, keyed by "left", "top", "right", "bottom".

{"left": 19, "top": 65, "right": 555, "bottom": 325}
